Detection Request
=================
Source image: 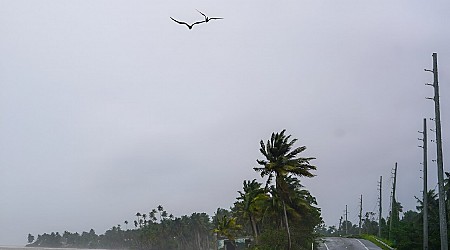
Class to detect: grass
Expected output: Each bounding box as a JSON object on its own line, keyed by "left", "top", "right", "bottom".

{"left": 360, "top": 234, "right": 395, "bottom": 250}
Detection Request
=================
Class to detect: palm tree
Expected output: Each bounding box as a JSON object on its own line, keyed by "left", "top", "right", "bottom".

{"left": 142, "top": 213, "right": 147, "bottom": 226}
{"left": 150, "top": 209, "right": 157, "bottom": 222}
{"left": 236, "top": 179, "right": 268, "bottom": 244}
{"left": 161, "top": 210, "right": 168, "bottom": 220}
{"left": 190, "top": 212, "right": 211, "bottom": 249}
{"left": 213, "top": 215, "right": 242, "bottom": 247}
{"left": 135, "top": 212, "right": 142, "bottom": 228}
{"left": 157, "top": 205, "right": 164, "bottom": 222}
{"left": 254, "top": 129, "right": 316, "bottom": 250}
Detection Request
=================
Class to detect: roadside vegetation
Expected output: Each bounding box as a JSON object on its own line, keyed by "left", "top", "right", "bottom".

{"left": 27, "top": 130, "right": 322, "bottom": 250}
{"left": 318, "top": 182, "right": 450, "bottom": 250}
{"left": 360, "top": 235, "right": 393, "bottom": 250}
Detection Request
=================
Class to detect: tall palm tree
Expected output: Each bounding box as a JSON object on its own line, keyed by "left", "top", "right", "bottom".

{"left": 254, "top": 129, "right": 316, "bottom": 250}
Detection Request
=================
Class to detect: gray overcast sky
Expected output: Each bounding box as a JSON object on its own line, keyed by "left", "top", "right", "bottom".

{"left": 1, "top": 0, "right": 450, "bottom": 245}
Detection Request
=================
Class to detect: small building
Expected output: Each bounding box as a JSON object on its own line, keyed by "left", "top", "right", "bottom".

{"left": 217, "top": 237, "right": 252, "bottom": 250}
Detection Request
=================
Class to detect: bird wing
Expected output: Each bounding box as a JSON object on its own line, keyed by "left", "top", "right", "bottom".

{"left": 196, "top": 9, "right": 207, "bottom": 18}
{"left": 170, "top": 17, "right": 189, "bottom": 26}
{"left": 192, "top": 20, "right": 207, "bottom": 26}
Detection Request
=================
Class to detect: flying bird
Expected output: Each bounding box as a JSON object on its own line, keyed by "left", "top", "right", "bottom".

{"left": 170, "top": 17, "right": 206, "bottom": 29}
{"left": 196, "top": 9, "right": 224, "bottom": 22}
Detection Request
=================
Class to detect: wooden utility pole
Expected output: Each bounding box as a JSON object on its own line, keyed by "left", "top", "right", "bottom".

{"left": 419, "top": 118, "right": 429, "bottom": 250}
{"left": 389, "top": 163, "right": 397, "bottom": 241}
{"left": 378, "top": 176, "right": 382, "bottom": 238}
{"left": 359, "top": 195, "right": 363, "bottom": 235}
{"left": 425, "top": 52, "right": 448, "bottom": 250}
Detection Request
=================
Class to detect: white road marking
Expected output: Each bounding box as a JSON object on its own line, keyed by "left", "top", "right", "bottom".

{"left": 356, "top": 239, "right": 370, "bottom": 250}
{"left": 324, "top": 242, "right": 330, "bottom": 250}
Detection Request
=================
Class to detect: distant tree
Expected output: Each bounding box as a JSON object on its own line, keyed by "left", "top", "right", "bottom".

{"left": 190, "top": 212, "right": 212, "bottom": 249}
{"left": 135, "top": 212, "right": 142, "bottom": 228}
{"left": 416, "top": 190, "right": 441, "bottom": 249}
{"left": 161, "top": 210, "right": 168, "bottom": 220}
{"left": 327, "top": 225, "right": 338, "bottom": 235}
{"left": 157, "top": 205, "right": 164, "bottom": 221}
{"left": 142, "top": 213, "right": 147, "bottom": 225}
{"left": 27, "top": 233, "right": 35, "bottom": 244}
{"left": 341, "top": 220, "right": 358, "bottom": 235}
{"left": 150, "top": 209, "right": 158, "bottom": 222}
{"left": 362, "top": 212, "right": 378, "bottom": 235}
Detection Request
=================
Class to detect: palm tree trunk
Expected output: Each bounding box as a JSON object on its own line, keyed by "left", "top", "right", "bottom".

{"left": 249, "top": 214, "right": 259, "bottom": 244}
{"left": 197, "top": 231, "right": 201, "bottom": 249}
{"left": 214, "top": 232, "right": 218, "bottom": 250}
{"left": 282, "top": 200, "right": 292, "bottom": 250}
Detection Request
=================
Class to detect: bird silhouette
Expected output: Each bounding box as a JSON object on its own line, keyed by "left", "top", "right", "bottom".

{"left": 196, "top": 9, "right": 224, "bottom": 22}
{"left": 170, "top": 17, "right": 206, "bottom": 29}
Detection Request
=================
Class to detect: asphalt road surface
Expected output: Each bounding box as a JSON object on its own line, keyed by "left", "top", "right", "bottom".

{"left": 317, "top": 237, "right": 382, "bottom": 250}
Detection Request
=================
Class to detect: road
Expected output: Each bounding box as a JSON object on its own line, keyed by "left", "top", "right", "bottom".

{"left": 316, "top": 237, "right": 382, "bottom": 250}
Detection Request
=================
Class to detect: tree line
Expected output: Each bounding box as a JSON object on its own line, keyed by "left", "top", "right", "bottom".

{"left": 27, "top": 130, "right": 322, "bottom": 249}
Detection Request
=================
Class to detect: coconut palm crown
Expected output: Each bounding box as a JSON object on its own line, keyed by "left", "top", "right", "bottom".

{"left": 254, "top": 129, "right": 316, "bottom": 190}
